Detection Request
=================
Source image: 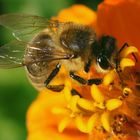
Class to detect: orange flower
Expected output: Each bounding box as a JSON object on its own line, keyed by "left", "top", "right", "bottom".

{"left": 27, "top": 90, "right": 88, "bottom": 140}
{"left": 55, "top": 4, "right": 97, "bottom": 27}
{"left": 97, "top": 0, "right": 140, "bottom": 50}
{"left": 27, "top": 2, "right": 140, "bottom": 140}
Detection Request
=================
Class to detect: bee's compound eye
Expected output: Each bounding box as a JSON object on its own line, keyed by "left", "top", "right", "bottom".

{"left": 97, "top": 55, "right": 110, "bottom": 70}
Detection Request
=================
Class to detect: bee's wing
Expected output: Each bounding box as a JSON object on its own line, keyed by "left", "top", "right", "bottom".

{"left": 0, "top": 13, "right": 63, "bottom": 42}
{"left": 0, "top": 40, "right": 26, "bottom": 68}
{"left": 0, "top": 40, "right": 72, "bottom": 69}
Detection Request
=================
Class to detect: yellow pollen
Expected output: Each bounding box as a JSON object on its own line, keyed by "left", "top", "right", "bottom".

{"left": 65, "top": 79, "right": 72, "bottom": 88}
{"left": 101, "top": 112, "right": 110, "bottom": 132}
{"left": 69, "top": 95, "right": 80, "bottom": 113}
{"left": 91, "top": 84, "right": 105, "bottom": 103}
{"left": 63, "top": 86, "right": 72, "bottom": 102}
{"left": 87, "top": 113, "right": 99, "bottom": 133}
{"left": 77, "top": 98, "right": 96, "bottom": 112}
{"left": 93, "top": 102, "right": 105, "bottom": 109}
{"left": 75, "top": 115, "right": 88, "bottom": 133}
{"left": 120, "top": 58, "right": 135, "bottom": 71}
{"left": 106, "top": 99, "right": 122, "bottom": 111}
{"left": 120, "top": 46, "right": 138, "bottom": 58}
{"left": 103, "top": 69, "right": 116, "bottom": 86}
{"left": 123, "top": 87, "right": 132, "bottom": 96}
{"left": 58, "top": 117, "right": 72, "bottom": 132}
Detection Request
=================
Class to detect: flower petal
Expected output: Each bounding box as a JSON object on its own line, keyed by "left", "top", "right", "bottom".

{"left": 75, "top": 116, "right": 88, "bottom": 133}
{"left": 101, "top": 112, "right": 110, "bottom": 132}
{"left": 77, "top": 98, "right": 95, "bottom": 112}
{"left": 106, "top": 99, "right": 122, "bottom": 111}
{"left": 120, "top": 46, "right": 138, "bottom": 58}
{"left": 91, "top": 84, "right": 105, "bottom": 103}
{"left": 69, "top": 95, "right": 80, "bottom": 113}
{"left": 103, "top": 70, "right": 116, "bottom": 86}
{"left": 97, "top": 0, "right": 140, "bottom": 50}
{"left": 58, "top": 117, "right": 72, "bottom": 133}
{"left": 120, "top": 58, "right": 135, "bottom": 71}
{"left": 87, "top": 113, "right": 99, "bottom": 133}
{"left": 27, "top": 90, "right": 88, "bottom": 140}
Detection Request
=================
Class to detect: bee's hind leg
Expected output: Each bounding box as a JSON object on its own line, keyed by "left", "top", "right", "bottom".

{"left": 44, "top": 63, "right": 64, "bottom": 92}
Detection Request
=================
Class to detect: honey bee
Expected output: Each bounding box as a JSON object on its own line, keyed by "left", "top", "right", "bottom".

{"left": 0, "top": 13, "right": 118, "bottom": 91}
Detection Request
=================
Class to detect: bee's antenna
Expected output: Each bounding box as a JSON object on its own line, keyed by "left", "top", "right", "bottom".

{"left": 114, "top": 57, "right": 126, "bottom": 88}
{"left": 118, "top": 43, "right": 138, "bottom": 62}
{"left": 106, "top": 56, "right": 125, "bottom": 88}
{"left": 114, "top": 42, "right": 138, "bottom": 88}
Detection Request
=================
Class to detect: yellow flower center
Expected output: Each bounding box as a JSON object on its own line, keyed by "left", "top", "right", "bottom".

{"left": 52, "top": 46, "right": 139, "bottom": 136}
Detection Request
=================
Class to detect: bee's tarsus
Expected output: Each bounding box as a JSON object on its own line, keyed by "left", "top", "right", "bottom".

{"left": 71, "top": 88, "right": 82, "bottom": 98}
{"left": 46, "top": 84, "right": 64, "bottom": 92}
{"left": 44, "top": 63, "right": 64, "bottom": 92}
{"left": 87, "top": 78, "right": 102, "bottom": 85}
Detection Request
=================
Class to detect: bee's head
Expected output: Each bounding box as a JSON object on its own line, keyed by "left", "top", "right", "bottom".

{"left": 92, "top": 36, "right": 116, "bottom": 72}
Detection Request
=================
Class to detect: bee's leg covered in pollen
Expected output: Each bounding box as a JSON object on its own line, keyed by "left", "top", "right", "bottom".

{"left": 44, "top": 63, "right": 64, "bottom": 92}
{"left": 70, "top": 71, "right": 102, "bottom": 85}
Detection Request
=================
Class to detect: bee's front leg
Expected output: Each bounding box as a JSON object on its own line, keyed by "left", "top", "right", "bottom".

{"left": 44, "top": 63, "right": 64, "bottom": 92}
{"left": 70, "top": 71, "right": 102, "bottom": 85}
{"left": 84, "top": 59, "right": 92, "bottom": 73}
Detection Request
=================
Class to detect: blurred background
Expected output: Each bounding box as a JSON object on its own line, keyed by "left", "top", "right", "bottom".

{"left": 0, "top": 0, "right": 102, "bottom": 140}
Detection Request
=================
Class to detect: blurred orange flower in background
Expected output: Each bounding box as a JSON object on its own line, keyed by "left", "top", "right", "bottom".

{"left": 26, "top": 0, "right": 140, "bottom": 140}
{"left": 97, "top": 0, "right": 140, "bottom": 51}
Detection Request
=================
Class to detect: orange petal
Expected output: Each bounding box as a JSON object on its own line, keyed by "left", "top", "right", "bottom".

{"left": 97, "top": 0, "right": 140, "bottom": 50}
{"left": 26, "top": 89, "right": 88, "bottom": 140}
{"left": 55, "top": 4, "right": 97, "bottom": 28}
